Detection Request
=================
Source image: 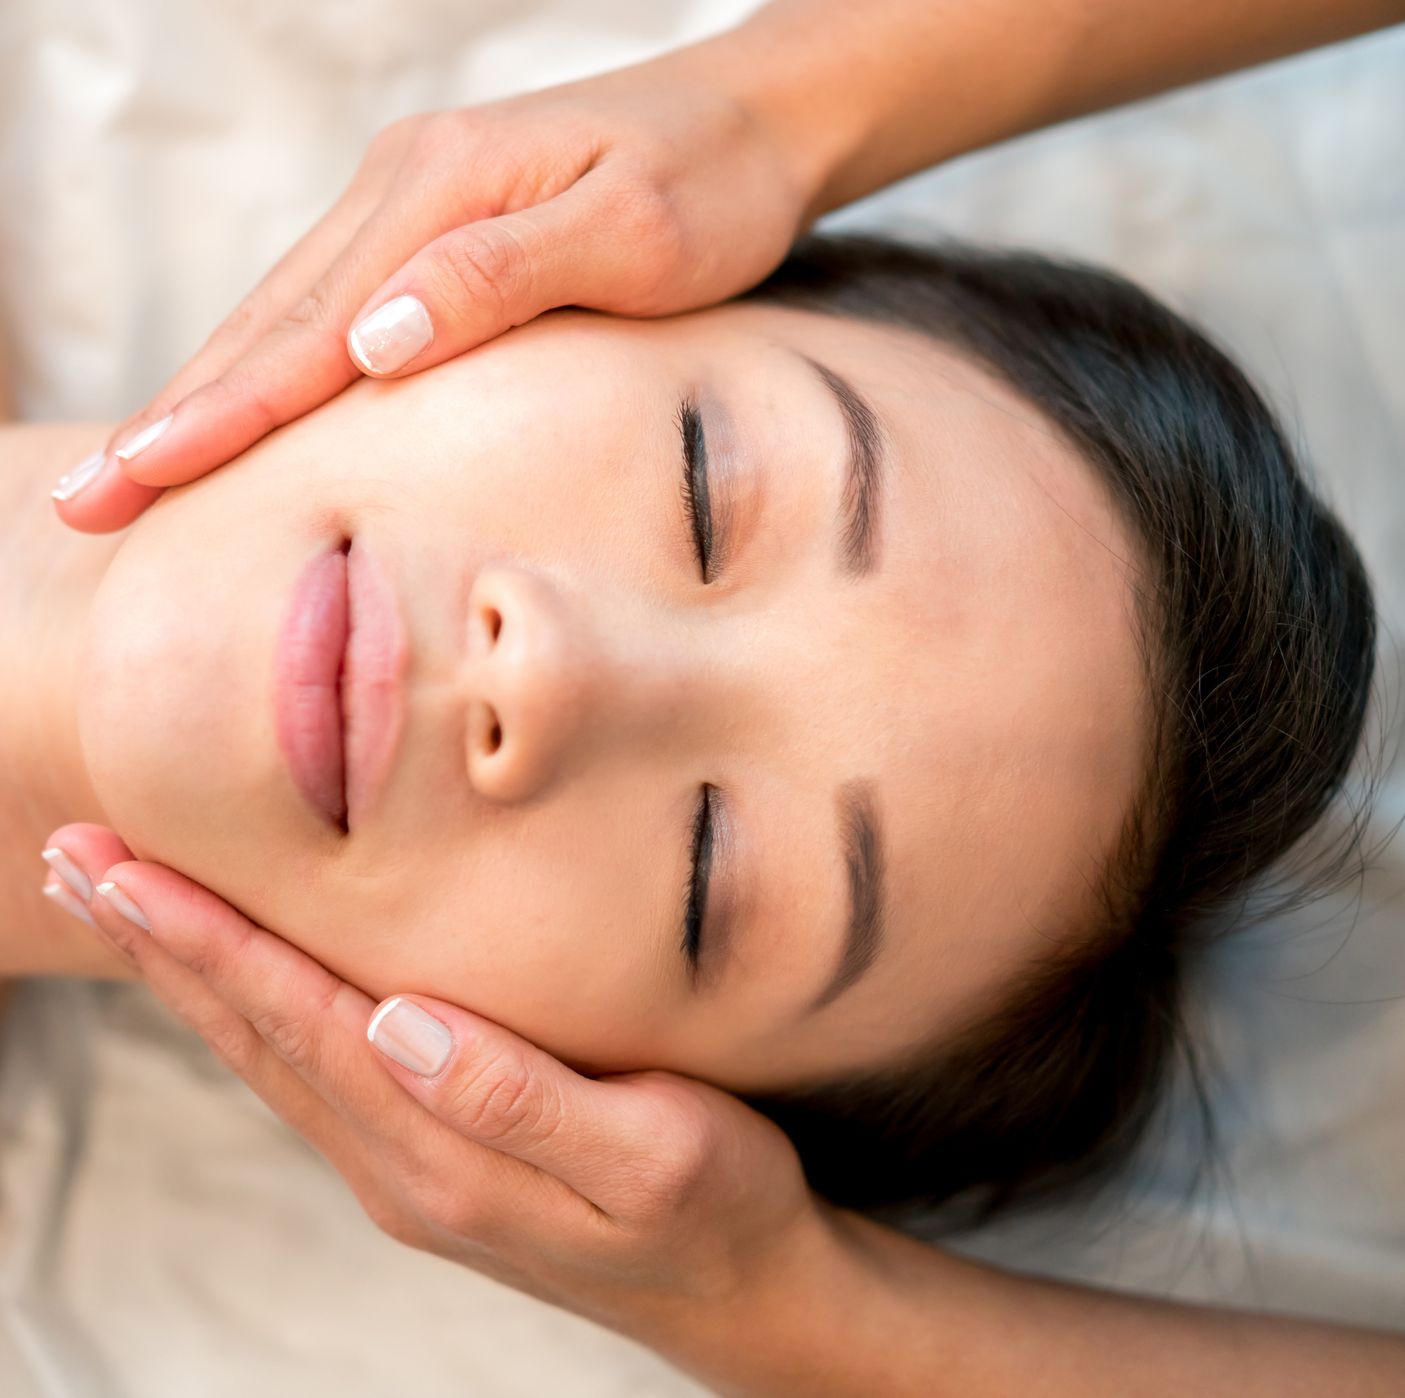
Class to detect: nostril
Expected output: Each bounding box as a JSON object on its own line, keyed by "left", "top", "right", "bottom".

{"left": 473, "top": 701, "right": 503, "bottom": 757}
{"left": 468, "top": 602, "right": 503, "bottom": 660}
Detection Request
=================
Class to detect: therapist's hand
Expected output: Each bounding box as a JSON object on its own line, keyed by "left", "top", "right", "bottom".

{"left": 41, "top": 822, "right": 833, "bottom": 1346}
{"left": 51, "top": 40, "right": 819, "bottom": 534}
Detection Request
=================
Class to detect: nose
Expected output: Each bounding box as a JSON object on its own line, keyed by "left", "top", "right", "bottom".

{"left": 463, "top": 563, "right": 598, "bottom": 802}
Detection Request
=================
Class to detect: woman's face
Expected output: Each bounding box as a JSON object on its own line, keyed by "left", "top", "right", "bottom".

{"left": 80, "top": 300, "right": 1149, "bottom": 1094}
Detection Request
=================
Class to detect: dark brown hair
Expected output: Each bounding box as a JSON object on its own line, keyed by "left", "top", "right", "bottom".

{"left": 736, "top": 233, "right": 1379, "bottom": 1225}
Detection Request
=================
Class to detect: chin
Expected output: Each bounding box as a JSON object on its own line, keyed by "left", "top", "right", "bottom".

{"left": 76, "top": 496, "right": 296, "bottom": 904}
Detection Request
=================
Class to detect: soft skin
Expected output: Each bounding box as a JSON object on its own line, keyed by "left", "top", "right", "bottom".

{"left": 76, "top": 300, "right": 1149, "bottom": 1094}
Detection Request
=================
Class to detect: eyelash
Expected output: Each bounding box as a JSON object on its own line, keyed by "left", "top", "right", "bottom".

{"left": 683, "top": 784, "right": 714, "bottom": 970}
{"left": 677, "top": 400, "right": 712, "bottom": 582}
{"left": 677, "top": 400, "right": 714, "bottom": 969}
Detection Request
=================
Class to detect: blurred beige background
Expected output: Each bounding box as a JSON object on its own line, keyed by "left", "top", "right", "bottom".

{"left": 1, "top": 3, "right": 1403, "bottom": 1395}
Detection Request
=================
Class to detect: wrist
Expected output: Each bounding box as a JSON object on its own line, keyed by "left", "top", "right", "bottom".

{"left": 624, "top": 1201, "right": 914, "bottom": 1398}
{"left": 664, "top": 16, "right": 871, "bottom": 230}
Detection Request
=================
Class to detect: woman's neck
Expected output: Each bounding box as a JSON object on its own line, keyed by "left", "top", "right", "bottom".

{"left": 1, "top": 423, "right": 133, "bottom": 976}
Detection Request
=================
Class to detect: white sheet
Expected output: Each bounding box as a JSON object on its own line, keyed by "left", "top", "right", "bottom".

{"left": 2, "top": 4, "right": 1403, "bottom": 1394}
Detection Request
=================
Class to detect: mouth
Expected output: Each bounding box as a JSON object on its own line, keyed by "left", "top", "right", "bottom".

{"left": 273, "top": 538, "right": 407, "bottom": 831}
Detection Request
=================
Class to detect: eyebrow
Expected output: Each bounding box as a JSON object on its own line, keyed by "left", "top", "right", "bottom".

{"left": 801, "top": 781, "right": 887, "bottom": 1016}
{"left": 794, "top": 353, "right": 887, "bottom": 575}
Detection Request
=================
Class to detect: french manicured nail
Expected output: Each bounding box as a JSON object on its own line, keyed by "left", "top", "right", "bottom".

{"left": 41, "top": 847, "right": 93, "bottom": 901}
{"left": 43, "top": 878, "right": 96, "bottom": 928}
{"left": 348, "top": 295, "right": 434, "bottom": 374}
{"left": 95, "top": 881, "right": 152, "bottom": 932}
{"left": 113, "top": 413, "right": 173, "bottom": 462}
{"left": 367, "top": 997, "right": 453, "bottom": 1077}
{"left": 52, "top": 450, "right": 107, "bottom": 501}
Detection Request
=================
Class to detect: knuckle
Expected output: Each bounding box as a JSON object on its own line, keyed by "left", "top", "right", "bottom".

{"left": 196, "top": 1015, "right": 264, "bottom": 1079}
{"left": 407, "top": 109, "right": 472, "bottom": 167}
{"left": 401, "top": 1165, "right": 489, "bottom": 1241}
{"left": 218, "top": 290, "right": 265, "bottom": 344}
{"left": 360, "top": 1188, "right": 425, "bottom": 1248}
{"left": 443, "top": 1048, "right": 554, "bottom": 1147}
{"left": 199, "top": 281, "right": 344, "bottom": 437}
{"left": 173, "top": 917, "right": 244, "bottom": 984}
{"left": 623, "top": 177, "right": 681, "bottom": 238}
{"left": 431, "top": 231, "right": 514, "bottom": 324}
{"left": 424, "top": 1187, "right": 486, "bottom": 1242}
{"left": 614, "top": 176, "right": 687, "bottom": 260}
{"left": 248, "top": 971, "right": 343, "bottom": 1070}
{"left": 276, "top": 281, "right": 339, "bottom": 337}
{"left": 363, "top": 113, "right": 426, "bottom": 169}
{"left": 180, "top": 302, "right": 262, "bottom": 382}
{"left": 202, "top": 368, "right": 278, "bottom": 441}
{"left": 627, "top": 1097, "right": 719, "bottom": 1217}
{"left": 249, "top": 1002, "right": 320, "bottom": 1069}
{"left": 213, "top": 375, "right": 280, "bottom": 440}
{"left": 597, "top": 174, "right": 691, "bottom": 308}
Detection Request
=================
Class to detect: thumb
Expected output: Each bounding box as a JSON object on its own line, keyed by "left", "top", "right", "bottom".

{"left": 366, "top": 993, "right": 691, "bottom": 1213}
{"left": 344, "top": 185, "right": 645, "bottom": 376}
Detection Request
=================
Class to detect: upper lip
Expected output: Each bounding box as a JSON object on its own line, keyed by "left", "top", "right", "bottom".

{"left": 273, "top": 539, "right": 407, "bottom": 830}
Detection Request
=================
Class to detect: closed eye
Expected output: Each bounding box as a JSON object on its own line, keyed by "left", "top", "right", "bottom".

{"left": 677, "top": 398, "right": 713, "bottom": 582}
{"left": 681, "top": 783, "right": 714, "bottom": 975}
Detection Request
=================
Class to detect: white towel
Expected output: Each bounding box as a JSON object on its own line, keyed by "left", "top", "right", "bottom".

{"left": 2, "top": 5, "right": 1402, "bottom": 1393}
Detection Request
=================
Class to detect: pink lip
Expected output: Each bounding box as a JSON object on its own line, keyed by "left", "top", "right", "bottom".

{"left": 274, "top": 541, "right": 407, "bottom": 829}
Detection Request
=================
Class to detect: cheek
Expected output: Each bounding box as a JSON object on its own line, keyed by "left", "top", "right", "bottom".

{"left": 78, "top": 489, "right": 290, "bottom": 889}
{"left": 252, "top": 840, "right": 601, "bottom": 1062}
{"left": 262, "top": 800, "right": 676, "bottom": 1073}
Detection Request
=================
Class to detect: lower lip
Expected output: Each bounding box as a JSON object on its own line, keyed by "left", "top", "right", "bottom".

{"left": 274, "top": 548, "right": 348, "bottom": 827}
{"left": 273, "top": 541, "right": 406, "bottom": 829}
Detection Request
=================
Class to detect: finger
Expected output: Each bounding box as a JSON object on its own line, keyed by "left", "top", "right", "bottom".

{"left": 43, "top": 831, "right": 599, "bottom": 1254}
{"left": 82, "top": 856, "right": 598, "bottom": 1243}
{"left": 41, "top": 827, "right": 372, "bottom": 1161}
{"left": 52, "top": 179, "right": 395, "bottom": 535}
{"left": 43, "top": 822, "right": 136, "bottom": 889}
{"left": 149, "top": 119, "right": 427, "bottom": 415}
{"left": 65, "top": 852, "right": 397, "bottom": 1204}
{"left": 42, "top": 870, "right": 96, "bottom": 927}
{"left": 96, "top": 134, "right": 411, "bottom": 459}
{"left": 140, "top": 186, "right": 389, "bottom": 415}
{"left": 341, "top": 183, "right": 641, "bottom": 379}
{"left": 80, "top": 857, "right": 501, "bottom": 1175}
{"left": 43, "top": 829, "right": 662, "bottom": 1217}
{"left": 49, "top": 449, "right": 167, "bottom": 535}
{"left": 37, "top": 827, "right": 142, "bottom": 977}
{"left": 365, "top": 991, "right": 691, "bottom": 1216}
{"left": 92, "top": 860, "right": 382, "bottom": 1090}
{"left": 41, "top": 829, "right": 327, "bottom": 1111}
{"left": 73, "top": 135, "right": 593, "bottom": 506}
{"left": 75, "top": 197, "right": 451, "bottom": 507}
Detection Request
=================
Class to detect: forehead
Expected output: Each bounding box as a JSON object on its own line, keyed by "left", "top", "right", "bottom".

{"left": 713, "top": 302, "right": 1154, "bottom": 1054}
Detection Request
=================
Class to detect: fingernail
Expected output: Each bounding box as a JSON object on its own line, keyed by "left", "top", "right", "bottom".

{"left": 43, "top": 879, "right": 97, "bottom": 928}
{"left": 113, "top": 413, "right": 173, "bottom": 462}
{"left": 348, "top": 295, "right": 434, "bottom": 374}
{"left": 41, "top": 847, "right": 93, "bottom": 901}
{"left": 367, "top": 997, "right": 453, "bottom": 1077}
{"left": 52, "top": 450, "right": 107, "bottom": 501}
{"left": 95, "top": 881, "right": 152, "bottom": 932}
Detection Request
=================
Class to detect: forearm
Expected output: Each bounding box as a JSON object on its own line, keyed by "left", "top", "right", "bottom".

{"left": 641, "top": 1204, "right": 1405, "bottom": 1397}
{"left": 685, "top": 0, "right": 1405, "bottom": 219}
